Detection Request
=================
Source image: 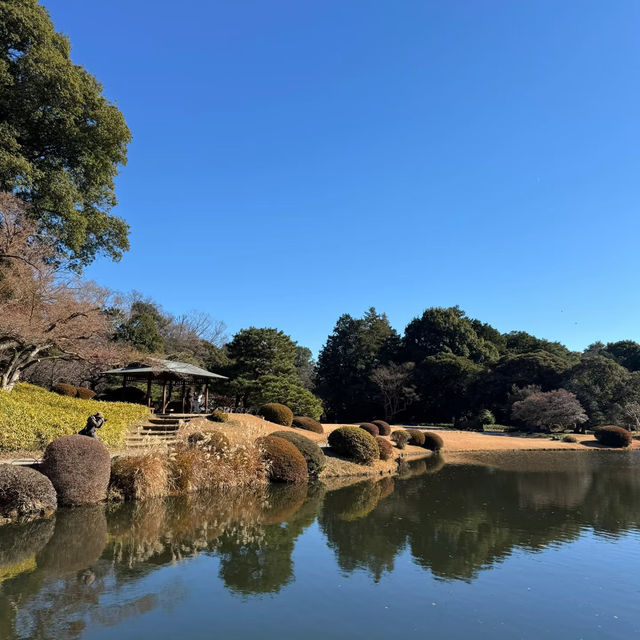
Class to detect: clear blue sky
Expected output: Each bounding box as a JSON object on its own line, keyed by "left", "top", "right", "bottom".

{"left": 45, "top": 0, "right": 640, "bottom": 355}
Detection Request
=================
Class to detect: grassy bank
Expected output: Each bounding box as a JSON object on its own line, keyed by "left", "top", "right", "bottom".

{"left": 0, "top": 383, "right": 149, "bottom": 451}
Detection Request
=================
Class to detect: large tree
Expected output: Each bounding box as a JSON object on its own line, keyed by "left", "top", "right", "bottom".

{"left": 0, "top": 193, "right": 125, "bottom": 389}
{"left": 0, "top": 0, "right": 131, "bottom": 267}
{"left": 316, "top": 308, "right": 398, "bottom": 421}
{"left": 511, "top": 389, "right": 588, "bottom": 433}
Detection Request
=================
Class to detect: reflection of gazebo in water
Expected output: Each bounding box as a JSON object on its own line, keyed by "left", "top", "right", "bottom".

{"left": 103, "top": 359, "right": 228, "bottom": 413}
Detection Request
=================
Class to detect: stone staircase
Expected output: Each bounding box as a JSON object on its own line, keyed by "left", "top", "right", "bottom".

{"left": 125, "top": 414, "right": 198, "bottom": 450}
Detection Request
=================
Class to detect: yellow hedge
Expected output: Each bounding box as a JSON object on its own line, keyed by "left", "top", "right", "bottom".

{"left": 0, "top": 383, "right": 150, "bottom": 451}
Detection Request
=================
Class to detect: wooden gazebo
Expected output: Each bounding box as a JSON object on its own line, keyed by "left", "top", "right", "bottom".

{"left": 103, "top": 359, "right": 228, "bottom": 413}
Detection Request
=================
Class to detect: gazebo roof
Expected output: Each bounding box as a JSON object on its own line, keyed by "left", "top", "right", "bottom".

{"left": 103, "top": 359, "right": 228, "bottom": 380}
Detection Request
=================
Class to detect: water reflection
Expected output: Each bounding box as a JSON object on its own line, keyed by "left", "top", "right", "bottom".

{"left": 0, "top": 451, "right": 639, "bottom": 638}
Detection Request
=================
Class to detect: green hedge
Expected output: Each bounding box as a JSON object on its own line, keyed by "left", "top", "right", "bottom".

{"left": 0, "top": 383, "right": 149, "bottom": 451}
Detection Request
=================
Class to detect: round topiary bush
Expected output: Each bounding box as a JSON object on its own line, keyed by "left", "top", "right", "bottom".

{"left": 207, "top": 410, "right": 228, "bottom": 423}
{"left": 372, "top": 420, "right": 391, "bottom": 436}
{"left": 103, "top": 386, "right": 147, "bottom": 404}
{"left": 422, "top": 431, "right": 444, "bottom": 452}
{"left": 292, "top": 416, "right": 324, "bottom": 434}
{"left": 390, "top": 430, "right": 410, "bottom": 449}
{"left": 406, "top": 429, "right": 426, "bottom": 446}
{"left": 75, "top": 386, "right": 96, "bottom": 400}
{"left": 271, "top": 431, "right": 326, "bottom": 476}
{"left": 563, "top": 435, "right": 578, "bottom": 443}
{"left": 360, "top": 422, "right": 380, "bottom": 437}
{"left": 328, "top": 426, "right": 379, "bottom": 465}
{"left": 41, "top": 435, "right": 111, "bottom": 505}
{"left": 594, "top": 425, "right": 632, "bottom": 448}
{"left": 52, "top": 382, "right": 77, "bottom": 397}
{"left": 258, "top": 435, "right": 308, "bottom": 483}
{"left": 0, "top": 465, "right": 57, "bottom": 523}
{"left": 258, "top": 403, "right": 294, "bottom": 427}
{"left": 376, "top": 437, "right": 394, "bottom": 460}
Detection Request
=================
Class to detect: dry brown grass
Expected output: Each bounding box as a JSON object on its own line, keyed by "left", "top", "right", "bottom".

{"left": 110, "top": 450, "right": 170, "bottom": 501}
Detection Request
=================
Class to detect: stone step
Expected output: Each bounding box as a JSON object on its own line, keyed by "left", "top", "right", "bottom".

{"left": 148, "top": 418, "right": 182, "bottom": 426}
{"left": 138, "top": 424, "right": 180, "bottom": 432}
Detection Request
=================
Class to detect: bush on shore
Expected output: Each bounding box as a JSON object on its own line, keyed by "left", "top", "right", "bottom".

{"left": 0, "top": 383, "right": 149, "bottom": 451}
{"left": 258, "top": 435, "right": 308, "bottom": 483}
{"left": 376, "top": 437, "right": 394, "bottom": 460}
{"left": 0, "top": 464, "right": 57, "bottom": 523}
{"left": 422, "top": 431, "right": 444, "bottom": 452}
{"left": 41, "top": 435, "right": 111, "bottom": 505}
{"left": 207, "top": 410, "right": 228, "bottom": 423}
{"left": 563, "top": 435, "right": 578, "bottom": 443}
{"left": 372, "top": 420, "right": 391, "bottom": 436}
{"left": 359, "top": 422, "right": 379, "bottom": 437}
{"left": 406, "top": 429, "right": 426, "bottom": 446}
{"left": 109, "top": 453, "right": 170, "bottom": 501}
{"left": 258, "top": 403, "right": 294, "bottom": 426}
{"left": 328, "top": 427, "right": 379, "bottom": 465}
{"left": 391, "top": 430, "right": 410, "bottom": 449}
{"left": 292, "top": 416, "right": 324, "bottom": 434}
{"left": 271, "top": 431, "right": 326, "bottom": 476}
{"left": 594, "top": 425, "right": 632, "bottom": 448}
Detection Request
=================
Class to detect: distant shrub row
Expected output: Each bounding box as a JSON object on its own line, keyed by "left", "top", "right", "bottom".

{"left": 52, "top": 382, "right": 96, "bottom": 400}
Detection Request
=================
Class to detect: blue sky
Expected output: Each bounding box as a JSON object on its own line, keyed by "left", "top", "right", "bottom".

{"left": 45, "top": 1, "right": 640, "bottom": 354}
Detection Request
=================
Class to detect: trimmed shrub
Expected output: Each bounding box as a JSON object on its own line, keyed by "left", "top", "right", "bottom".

{"left": 563, "top": 435, "right": 578, "bottom": 443}
{"left": 594, "top": 425, "right": 632, "bottom": 448}
{"left": 406, "top": 429, "right": 426, "bottom": 446}
{"left": 258, "top": 403, "right": 294, "bottom": 427}
{"left": 109, "top": 453, "right": 170, "bottom": 501}
{"left": 423, "top": 431, "right": 444, "bottom": 452}
{"left": 328, "top": 426, "right": 379, "bottom": 465}
{"left": 0, "top": 383, "right": 149, "bottom": 451}
{"left": 41, "top": 435, "right": 111, "bottom": 505}
{"left": 372, "top": 420, "right": 391, "bottom": 436}
{"left": 0, "top": 464, "right": 57, "bottom": 523}
{"left": 103, "top": 386, "right": 147, "bottom": 405}
{"left": 390, "top": 430, "right": 410, "bottom": 449}
{"left": 207, "top": 410, "right": 228, "bottom": 423}
{"left": 52, "top": 382, "right": 77, "bottom": 397}
{"left": 75, "top": 386, "right": 96, "bottom": 400}
{"left": 259, "top": 435, "right": 308, "bottom": 483}
{"left": 376, "top": 437, "right": 394, "bottom": 460}
{"left": 271, "top": 431, "right": 326, "bottom": 476}
{"left": 360, "top": 422, "right": 379, "bottom": 437}
{"left": 292, "top": 416, "right": 324, "bottom": 434}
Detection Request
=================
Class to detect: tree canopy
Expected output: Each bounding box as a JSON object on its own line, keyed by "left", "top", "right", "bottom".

{"left": 0, "top": 0, "right": 131, "bottom": 267}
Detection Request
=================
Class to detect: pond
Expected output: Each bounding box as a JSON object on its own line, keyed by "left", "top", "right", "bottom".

{"left": 1, "top": 451, "right": 639, "bottom": 639}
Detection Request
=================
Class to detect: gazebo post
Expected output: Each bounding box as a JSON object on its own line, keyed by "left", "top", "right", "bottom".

{"left": 161, "top": 380, "right": 167, "bottom": 414}
{"left": 146, "top": 375, "right": 152, "bottom": 408}
{"left": 181, "top": 381, "right": 186, "bottom": 414}
{"left": 205, "top": 381, "right": 209, "bottom": 413}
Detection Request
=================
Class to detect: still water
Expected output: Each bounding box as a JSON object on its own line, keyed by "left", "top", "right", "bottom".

{"left": 1, "top": 451, "right": 639, "bottom": 639}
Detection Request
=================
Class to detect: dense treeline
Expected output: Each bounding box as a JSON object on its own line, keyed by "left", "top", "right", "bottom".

{"left": 316, "top": 306, "right": 640, "bottom": 429}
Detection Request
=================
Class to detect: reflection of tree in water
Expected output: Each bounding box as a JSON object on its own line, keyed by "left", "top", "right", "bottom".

{"left": 217, "top": 483, "right": 325, "bottom": 596}
{"left": 321, "top": 452, "right": 640, "bottom": 582}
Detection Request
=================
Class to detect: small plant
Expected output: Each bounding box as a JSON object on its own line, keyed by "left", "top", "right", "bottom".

{"left": 0, "top": 464, "right": 57, "bottom": 522}
{"left": 376, "top": 437, "right": 394, "bottom": 460}
{"left": 594, "top": 425, "right": 632, "bottom": 448}
{"left": 372, "top": 420, "right": 391, "bottom": 436}
{"left": 328, "top": 426, "right": 379, "bottom": 465}
{"left": 258, "top": 435, "right": 308, "bottom": 483}
{"left": 390, "top": 430, "right": 410, "bottom": 449}
{"left": 258, "top": 403, "right": 294, "bottom": 427}
{"left": 207, "top": 410, "right": 229, "bottom": 423}
{"left": 422, "top": 431, "right": 443, "bottom": 452}
{"left": 41, "top": 434, "right": 111, "bottom": 505}
{"left": 359, "top": 422, "right": 379, "bottom": 437}
{"left": 75, "top": 387, "right": 96, "bottom": 400}
{"left": 406, "top": 429, "right": 425, "bottom": 446}
{"left": 562, "top": 435, "right": 578, "bottom": 443}
{"left": 271, "top": 430, "right": 326, "bottom": 476}
{"left": 292, "top": 416, "right": 324, "bottom": 434}
{"left": 52, "top": 382, "right": 78, "bottom": 397}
